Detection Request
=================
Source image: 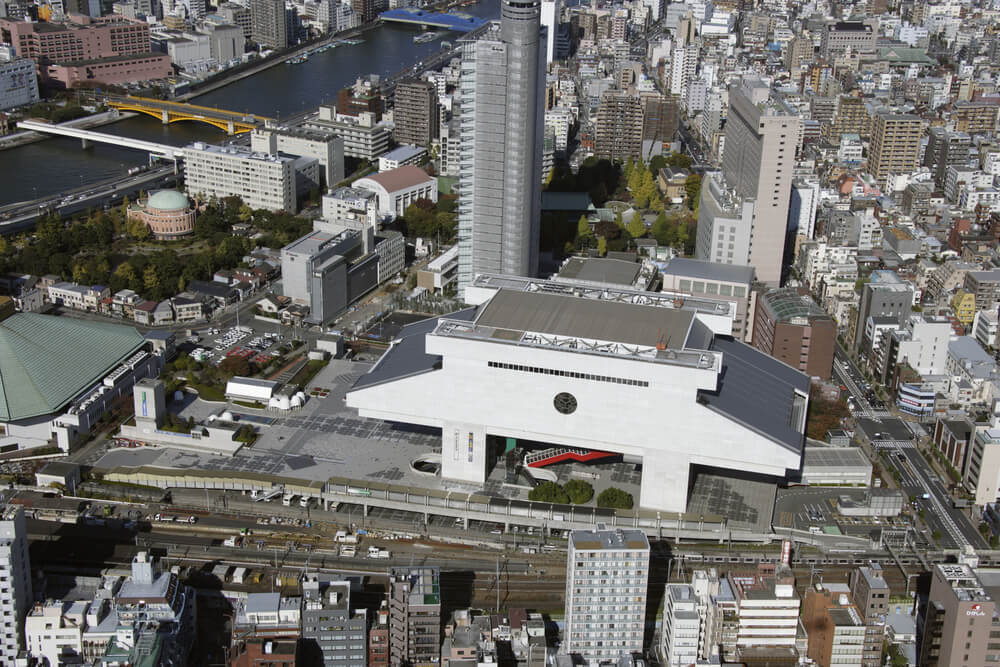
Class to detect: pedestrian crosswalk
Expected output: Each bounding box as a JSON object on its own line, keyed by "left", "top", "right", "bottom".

{"left": 873, "top": 439, "right": 915, "bottom": 449}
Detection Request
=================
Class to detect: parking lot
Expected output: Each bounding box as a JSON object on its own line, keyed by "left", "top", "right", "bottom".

{"left": 179, "top": 325, "right": 290, "bottom": 368}
{"left": 773, "top": 487, "right": 912, "bottom": 537}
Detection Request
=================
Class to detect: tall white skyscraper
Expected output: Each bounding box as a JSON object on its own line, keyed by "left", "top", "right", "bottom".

{"left": 0, "top": 505, "right": 32, "bottom": 662}
{"left": 564, "top": 526, "right": 649, "bottom": 663}
{"left": 539, "top": 0, "right": 559, "bottom": 64}
{"left": 456, "top": 0, "right": 546, "bottom": 294}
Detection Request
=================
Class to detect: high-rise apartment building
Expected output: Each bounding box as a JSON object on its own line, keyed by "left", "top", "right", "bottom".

{"left": 251, "top": 0, "right": 288, "bottom": 49}
{"left": 0, "top": 506, "right": 31, "bottom": 662}
{"left": 0, "top": 56, "right": 38, "bottom": 112}
{"left": 925, "top": 128, "right": 972, "bottom": 190}
{"left": 953, "top": 101, "right": 1000, "bottom": 136}
{"left": 393, "top": 79, "right": 439, "bottom": 148}
{"left": 301, "top": 576, "right": 368, "bottom": 666}
{"left": 659, "top": 584, "right": 700, "bottom": 666}
{"left": 641, "top": 94, "right": 679, "bottom": 148}
{"left": 919, "top": 563, "right": 997, "bottom": 666}
{"left": 539, "top": 0, "right": 559, "bottom": 64}
{"left": 368, "top": 604, "right": 389, "bottom": 667}
{"left": 594, "top": 90, "right": 644, "bottom": 161}
{"left": 849, "top": 565, "right": 890, "bottom": 667}
{"left": 802, "top": 584, "right": 865, "bottom": 667}
{"left": 963, "top": 269, "right": 1000, "bottom": 311}
{"left": 868, "top": 112, "right": 923, "bottom": 188}
{"left": 183, "top": 142, "right": 298, "bottom": 212}
{"left": 456, "top": 0, "right": 546, "bottom": 293}
{"left": 389, "top": 567, "right": 441, "bottom": 667}
{"left": 564, "top": 527, "right": 649, "bottom": 663}
{"left": 351, "top": 0, "right": 376, "bottom": 23}
{"left": 696, "top": 78, "right": 799, "bottom": 285}
{"left": 823, "top": 95, "right": 870, "bottom": 142}
{"left": 668, "top": 43, "right": 697, "bottom": 98}
{"left": 725, "top": 565, "right": 800, "bottom": 662}
{"left": 852, "top": 270, "right": 914, "bottom": 353}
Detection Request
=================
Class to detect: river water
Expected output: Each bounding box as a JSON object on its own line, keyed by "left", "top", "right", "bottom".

{"left": 0, "top": 0, "right": 499, "bottom": 206}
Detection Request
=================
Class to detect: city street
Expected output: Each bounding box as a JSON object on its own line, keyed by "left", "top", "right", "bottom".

{"left": 834, "top": 344, "right": 987, "bottom": 550}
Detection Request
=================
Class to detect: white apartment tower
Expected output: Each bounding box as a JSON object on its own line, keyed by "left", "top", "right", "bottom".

{"left": 456, "top": 0, "right": 546, "bottom": 294}
{"left": 696, "top": 78, "right": 800, "bottom": 285}
{"left": 660, "top": 584, "right": 700, "bottom": 666}
{"left": 0, "top": 505, "right": 32, "bottom": 663}
{"left": 540, "top": 0, "right": 559, "bottom": 64}
{"left": 183, "top": 142, "right": 297, "bottom": 212}
{"left": 669, "top": 44, "right": 698, "bottom": 98}
{"left": 564, "top": 527, "right": 649, "bottom": 663}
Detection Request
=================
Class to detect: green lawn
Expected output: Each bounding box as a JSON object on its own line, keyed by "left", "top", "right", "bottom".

{"left": 290, "top": 360, "right": 328, "bottom": 388}
{"left": 190, "top": 383, "right": 226, "bottom": 402}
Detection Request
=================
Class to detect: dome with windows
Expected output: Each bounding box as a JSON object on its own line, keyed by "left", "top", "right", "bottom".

{"left": 146, "top": 189, "right": 189, "bottom": 212}
{"left": 129, "top": 190, "right": 196, "bottom": 240}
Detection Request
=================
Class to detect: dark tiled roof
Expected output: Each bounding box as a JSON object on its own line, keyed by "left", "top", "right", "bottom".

{"left": 697, "top": 336, "right": 809, "bottom": 454}
{"left": 351, "top": 308, "right": 478, "bottom": 390}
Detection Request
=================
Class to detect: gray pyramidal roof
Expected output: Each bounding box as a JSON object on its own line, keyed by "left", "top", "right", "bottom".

{"left": 0, "top": 313, "right": 146, "bottom": 421}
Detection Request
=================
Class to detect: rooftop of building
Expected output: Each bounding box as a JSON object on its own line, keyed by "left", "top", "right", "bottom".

{"left": 391, "top": 566, "right": 441, "bottom": 606}
{"left": 858, "top": 565, "right": 889, "bottom": 590}
{"left": 555, "top": 257, "right": 642, "bottom": 287}
{"left": 829, "top": 606, "right": 864, "bottom": 626}
{"left": 661, "top": 257, "right": 754, "bottom": 284}
{"left": 0, "top": 313, "right": 146, "bottom": 422}
{"left": 697, "top": 336, "right": 809, "bottom": 455}
{"left": 329, "top": 186, "right": 377, "bottom": 201}
{"left": 830, "top": 20, "right": 871, "bottom": 31}
{"left": 185, "top": 142, "right": 294, "bottom": 163}
{"left": 380, "top": 145, "right": 425, "bottom": 162}
{"left": 803, "top": 446, "right": 870, "bottom": 469}
{"left": 473, "top": 289, "right": 695, "bottom": 350}
{"left": 281, "top": 230, "right": 338, "bottom": 257}
{"left": 967, "top": 269, "right": 1000, "bottom": 282}
{"left": 760, "top": 288, "right": 832, "bottom": 323}
{"left": 145, "top": 190, "right": 189, "bottom": 212}
{"left": 356, "top": 165, "right": 433, "bottom": 192}
{"left": 569, "top": 526, "right": 649, "bottom": 551}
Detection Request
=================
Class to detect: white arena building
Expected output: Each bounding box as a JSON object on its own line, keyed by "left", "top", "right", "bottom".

{"left": 346, "top": 275, "right": 810, "bottom": 512}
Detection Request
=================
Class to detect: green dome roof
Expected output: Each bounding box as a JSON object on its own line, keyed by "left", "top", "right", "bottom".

{"left": 147, "top": 189, "right": 189, "bottom": 211}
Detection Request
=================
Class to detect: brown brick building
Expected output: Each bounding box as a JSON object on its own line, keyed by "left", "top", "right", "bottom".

{"left": 752, "top": 287, "right": 836, "bottom": 379}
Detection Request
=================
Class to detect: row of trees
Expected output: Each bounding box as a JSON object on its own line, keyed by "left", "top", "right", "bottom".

{"left": 528, "top": 479, "right": 594, "bottom": 504}
{"left": 526, "top": 479, "right": 633, "bottom": 509}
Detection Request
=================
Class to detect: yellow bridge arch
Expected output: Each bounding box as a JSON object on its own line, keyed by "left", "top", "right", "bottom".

{"left": 106, "top": 96, "right": 274, "bottom": 135}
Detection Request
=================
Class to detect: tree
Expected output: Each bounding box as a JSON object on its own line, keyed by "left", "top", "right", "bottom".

{"left": 142, "top": 264, "right": 160, "bottom": 294}
{"left": 596, "top": 487, "right": 633, "bottom": 509}
{"left": 685, "top": 174, "right": 702, "bottom": 210}
{"left": 577, "top": 214, "right": 591, "bottom": 239}
{"left": 528, "top": 481, "right": 569, "bottom": 504}
{"left": 564, "top": 479, "right": 594, "bottom": 504}
{"left": 218, "top": 355, "right": 251, "bottom": 378}
{"left": 627, "top": 214, "right": 646, "bottom": 239}
{"left": 614, "top": 209, "right": 624, "bottom": 228}
{"left": 597, "top": 236, "right": 607, "bottom": 256}
{"left": 805, "top": 385, "right": 850, "bottom": 440}
{"left": 666, "top": 152, "right": 693, "bottom": 169}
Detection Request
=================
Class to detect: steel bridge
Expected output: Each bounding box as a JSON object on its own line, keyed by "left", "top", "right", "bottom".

{"left": 104, "top": 95, "right": 273, "bottom": 135}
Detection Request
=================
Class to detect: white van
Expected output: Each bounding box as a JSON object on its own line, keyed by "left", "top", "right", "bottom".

{"left": 282, "top": 493, "right": 294, "bottom": 506}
